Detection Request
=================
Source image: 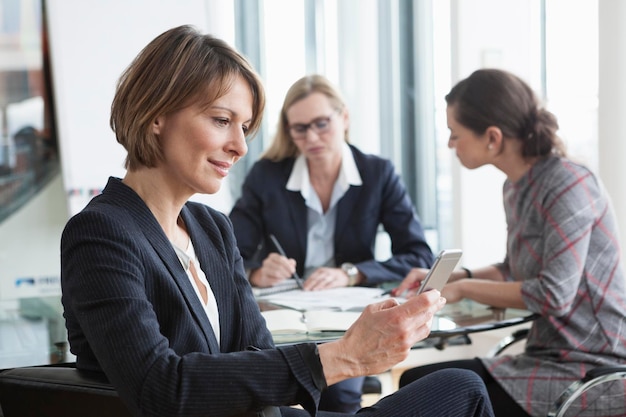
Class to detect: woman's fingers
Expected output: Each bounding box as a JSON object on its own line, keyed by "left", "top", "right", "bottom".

{"left": 339, "top": 291, "right": 446, "bottom": 375}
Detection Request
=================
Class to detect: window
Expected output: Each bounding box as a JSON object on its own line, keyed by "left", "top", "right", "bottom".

{"left": 434, "top": 0, "right": 599, "bottom": 265}
{"left": 234, "top": 0, "right": 442, "bottom": 250}
{"left": 233, "top": 0, "right": 599, "bottom": 258}
{"left": 0, "top": 0, "right": 67, "bottom": 368}
{"left": 544, "top": 0, "right": 598, "bottom": 171}
{"left": 0, "top": 0, "right": 59, "bottom": 222}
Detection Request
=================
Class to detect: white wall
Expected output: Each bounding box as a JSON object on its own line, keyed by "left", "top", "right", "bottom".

{"left": 599, "top": 0, "right": 626, "bottom": 261}
{"left": 46, "top": 0, "right": 236, "bottom": 215}
{"left": 0, "top": 175, "right": 67, "bottom": 300}
{"left": 0, "top": 0, "right": 237, "bottom": 300}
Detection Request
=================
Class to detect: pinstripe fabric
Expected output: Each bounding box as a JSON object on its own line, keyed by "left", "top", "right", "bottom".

{"left": 61, "top": 177, "right": 322, "bottom": 417}
{"left": 61, "top": 177, "right": 493, "bottom": 417}
{"left": 481, "top": 157, "right": 626, "bottom": 416}
{"left": 352, "top": 368, "right": 494, "bottom": 417}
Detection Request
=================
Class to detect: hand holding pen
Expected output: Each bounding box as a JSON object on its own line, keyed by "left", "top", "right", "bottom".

{"left": 268, "top": 234, "right": 305, "bottom": 290}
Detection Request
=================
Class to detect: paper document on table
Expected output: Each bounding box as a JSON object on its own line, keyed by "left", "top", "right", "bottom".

{"left": 262, "top": 308, "right": 362, "bottom": 334}
{"left": 251, "top": 279, "right": 300, "bottom": 297}
{"left": 257, "top": 287, "right": 387, "bottom": 312}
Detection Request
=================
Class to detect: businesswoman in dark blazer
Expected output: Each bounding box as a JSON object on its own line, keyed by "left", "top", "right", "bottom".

{"left": 229, "top": 74, "right": 435, "bottom": 412}
{"left": 61, "top": 26, "right": 494, "bottom": 417}
{"left": 230, "top": 74, "right": 433, "bottom": 291}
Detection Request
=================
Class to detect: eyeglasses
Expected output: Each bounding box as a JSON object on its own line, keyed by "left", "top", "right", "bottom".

{"left": 288, "top": 113, "right": 336, "bottom": 140}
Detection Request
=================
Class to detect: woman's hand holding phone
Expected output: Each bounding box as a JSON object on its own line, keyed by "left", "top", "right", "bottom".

{"left": 391, "top": 249, "right": 463, "bottom": 297}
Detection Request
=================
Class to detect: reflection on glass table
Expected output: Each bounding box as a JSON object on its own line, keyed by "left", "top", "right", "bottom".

{"left": 425, "top": 299, "right": 539, "bottom": 350}
{"left": 262, "top": 298, "right": 538, "bottom": 349}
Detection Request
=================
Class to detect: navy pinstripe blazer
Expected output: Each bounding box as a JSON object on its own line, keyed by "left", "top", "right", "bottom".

{"left": 229, "top": 145, "right": 434, "bottom": 285}
{"left": 61, "top": 177, "right": 323, "bottom": 417}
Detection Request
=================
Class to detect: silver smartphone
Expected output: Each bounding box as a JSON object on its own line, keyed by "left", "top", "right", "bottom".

{"left": 417, "top": 249, "right": 463, "bottom": 294}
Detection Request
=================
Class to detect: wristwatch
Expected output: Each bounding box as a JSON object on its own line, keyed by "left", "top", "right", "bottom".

{"left": 341, "top": 262, "right": 359, "bottom": 286}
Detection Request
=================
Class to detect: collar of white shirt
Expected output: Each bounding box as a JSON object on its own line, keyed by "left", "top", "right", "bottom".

{"left": 286, "top": 142, "right": 363, "bottom": 197}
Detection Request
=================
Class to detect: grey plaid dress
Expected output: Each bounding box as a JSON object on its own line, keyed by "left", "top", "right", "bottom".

{"left": 480, "top": 156, "right": 626, "bottom": 416}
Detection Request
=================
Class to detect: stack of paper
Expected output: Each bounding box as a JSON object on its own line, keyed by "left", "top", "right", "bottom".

{"left": 257, "top": 287, "right": 387, "bottom": 312}
{"left": 258, "top": 287, "right": 389, "bottom": 335}
{"left": 251, "top": 279, "right": 300, "bottom": 297}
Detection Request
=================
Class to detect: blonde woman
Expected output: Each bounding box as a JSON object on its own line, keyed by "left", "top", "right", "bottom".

{"left": 230, "top": 74, "right": 435, "bottom": 412}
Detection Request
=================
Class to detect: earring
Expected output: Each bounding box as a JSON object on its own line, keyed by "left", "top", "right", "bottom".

{"left": 488, "top": 144, "right": 493, "bottom": 150}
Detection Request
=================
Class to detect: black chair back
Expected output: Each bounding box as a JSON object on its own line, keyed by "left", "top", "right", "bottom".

{"left": 0, "top": 363, "right": 133, "bottom": 417}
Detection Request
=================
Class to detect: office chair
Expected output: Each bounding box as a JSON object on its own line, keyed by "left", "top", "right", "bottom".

{"left": 0, "top": 363, "right": 383, "bottom": 417}
{"left": 0, "top": 362, "right": 133, "bottom": 417}
{"left": 490, "top": 328, "right": 626, "bottom": 417}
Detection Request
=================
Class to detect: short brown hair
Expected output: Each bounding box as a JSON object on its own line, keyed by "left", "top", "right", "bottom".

{"left": 110, "top": 25, "right": 266, "bottom": 170}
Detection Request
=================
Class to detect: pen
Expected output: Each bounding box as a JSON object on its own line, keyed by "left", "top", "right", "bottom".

{"left": 268, "top": 234, "right": 305, "bottom": 290}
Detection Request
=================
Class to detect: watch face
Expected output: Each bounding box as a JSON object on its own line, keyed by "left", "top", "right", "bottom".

{"left": 341, "top": 263, "right": 358, "bottom": 285}
{"left": 341, "top": 263, "right": 355, "bottom": 274}
{"left": 342, "top": 263, "right": 359, "bottom": 286}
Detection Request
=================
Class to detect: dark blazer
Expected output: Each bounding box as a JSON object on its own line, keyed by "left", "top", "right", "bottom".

{"left": 229, "top": 145, "right": 434, "bottom": 285}
{"left": 61, "top": 177, "right": 324, "bottom": 417}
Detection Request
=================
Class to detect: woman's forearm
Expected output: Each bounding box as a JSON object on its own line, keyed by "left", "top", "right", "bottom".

{"left": 450, "top": 264, "right": 504, "bottom": 282}
{"left": 454, "top": 279, "right": 526, "bottom": 309}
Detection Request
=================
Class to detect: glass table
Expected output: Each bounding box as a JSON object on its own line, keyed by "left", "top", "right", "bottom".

{"left": 0, "top": 293, "right": 538, "bottom": 369}
{"left": 262, "top": 298, "right": 538, "bottom": 348}
{"left": 419, "top": 299, "right": 538, "bottom": 350}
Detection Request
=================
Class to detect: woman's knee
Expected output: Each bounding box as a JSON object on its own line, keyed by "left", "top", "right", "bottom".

{"left": 399, "top": 359, "right": 488, "bottom": 388}
{"left": 399, "top": 362, "right": 447, "bottom": 387}
{"left": 396, "top": 369, "right": 493, "bottom": 417}
{"left": 427, "top": 368, "right": 486, "bottom": 392}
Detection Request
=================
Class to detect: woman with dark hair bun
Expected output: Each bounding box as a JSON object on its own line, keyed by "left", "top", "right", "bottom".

{"left": 445, "top": 69, "right": 565, "bottom": 160}
{"left": 396, "top": 68, "right": 626, "bottom": 417}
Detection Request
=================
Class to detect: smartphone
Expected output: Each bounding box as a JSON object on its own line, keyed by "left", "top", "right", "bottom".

{"left": 417, "top": 249, "right": 463, "bottom": 294}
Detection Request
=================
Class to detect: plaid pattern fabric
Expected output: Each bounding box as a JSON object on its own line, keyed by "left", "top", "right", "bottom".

{"left": 481, "top": 156, "right": 626, "bottom": 417}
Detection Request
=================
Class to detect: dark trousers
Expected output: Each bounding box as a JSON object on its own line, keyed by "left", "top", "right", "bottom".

{"left": 281, "top": 368, "right": 495, "bottom": 417}
{"left": 399, "top": 359, "right": 530, "bottom": 417}
{"left": 319, "top": 376, "right": 365, "bottom": 413}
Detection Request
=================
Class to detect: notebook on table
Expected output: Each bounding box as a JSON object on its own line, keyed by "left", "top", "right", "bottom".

{"left": 251, "top": 279, "right": 300, "bottom": 297}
